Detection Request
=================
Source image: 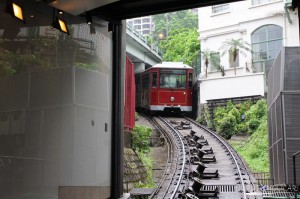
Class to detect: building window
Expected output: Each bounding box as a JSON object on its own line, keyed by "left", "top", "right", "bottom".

{"left": 133, "top": 19, "right": 141, "bottom": 24}
{"left": 134, "top": 25, "right": 141, "bottom": 30}
{"left": 212, "top": 4, "right": 229, "bottom": 14}
{"left": 143, "top": 18, "right": 150, "bottom": 23}
{"left": 252, "top": 0, "right": 276, "bottom": 5}
{"left": 252, "top": 25, "right": 283, "bottom": 73}
{"left": 143, "top": 24, "right": 150, "bottom": 29}
{"left": 209, "top": 52, "right": 220, "bottom": 71}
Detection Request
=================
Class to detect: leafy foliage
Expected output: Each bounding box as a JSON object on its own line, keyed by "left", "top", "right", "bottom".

{"left": 134, "top": 151, "right": 156, "bottom": 188}
{"left": 198, "top": 99, "right": 267, "bottom": 140}
{"left": 197, "top": 105, "right": 214, "bottom": 129}
{"left": 230, "top": 117, "right": 269, "bottom": 172}
{"left": 197, "top": 99, "right": 269, "bottom": 172}
{"left": 201, "top": 49, "right": 220, "bottom": 78}
{"left": 132, "top": 125, "right": 155, "bottom": 188}
{"left": 150, "top": 10, "right": 199, "bottom": 67}
{"left": 159, "top": 28, "right": 200, "bottom": 66}
{"left": 214, "top": 102, "right": 240, "bottom": 139}
{"left": 153, "top": 10, "right": 198, "bottom": 40}
{"left": 132, "top": 125, "right": 152, "bottom": 153}
{"left": 245, "top": 99, "right": 267, "bottom": 134}
{"left": 219, "top": 38, "right": 252, "bottom": 75}
{"left": 135, "top": 112, "right": 140, "bottom": 121}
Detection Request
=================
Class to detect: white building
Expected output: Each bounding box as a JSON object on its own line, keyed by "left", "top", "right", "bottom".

{"left": 127, "top": 16, "right": 155, "bottom": 36}
{"left": 198, "top": 0, "right": 299, "bottom": 104}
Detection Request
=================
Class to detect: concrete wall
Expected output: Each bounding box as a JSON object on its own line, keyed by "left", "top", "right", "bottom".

{"left": 0, "top": 14, "right": 112, "bottom": 198}
{"left": 199, "top": 73, "right": 265, "bottom": 104}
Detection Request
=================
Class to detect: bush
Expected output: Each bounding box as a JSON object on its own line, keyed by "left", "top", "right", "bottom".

{"left": 214, "top": 102, "right": 240, "bottom": 139}
{"left": 230, "top": 116, "right": 269, "bottom": 172}
{"left": 132, "top": 125, "right": 152, "bottom": 153}
{"left": 245, "top": 99, "right": 267, "bottom": 134}
{"left": 215, "top": 113, "right": 237, "bottom": 139}
{"left": 135, "top": 112, "right": 140, "bottom": 121}
{"left": 237, "top": 123, "right": 248, "bottom": 133}
{"left": 247, "top": 118, "right": 260, "bottom": 134}
{"left": 198, "top": 105, "right": 213, "bottom": 128}
{"left": 132, "top": 125, "right": 155, "bottom": 188}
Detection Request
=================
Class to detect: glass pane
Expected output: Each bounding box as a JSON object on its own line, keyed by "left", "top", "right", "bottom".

{"left": 152, "top": 73, "right": 157, "bottom": 88}
{"left": 210, "top": 52, "right": 220, "bottom": 71}
{"left": 160, "top": 70, "right": 186, "bottom": 89}
{"left": 268, "top": 40, "right": 282, "bottom": 59}
{"left": 252, "top": 26, "right": 267, "bottom": 43}
{"left": 189, "top": 73, "right": 193, "bottom": 88}
{"left": 212, "top": 4, "right": 229, "bottom": 13}
{"left": 268, "top": 25, "right": 283, "bottom": 40}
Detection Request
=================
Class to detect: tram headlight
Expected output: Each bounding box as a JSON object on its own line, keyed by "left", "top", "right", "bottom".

{"left": 170, "top": 97, "right": 175, "bottom": 102}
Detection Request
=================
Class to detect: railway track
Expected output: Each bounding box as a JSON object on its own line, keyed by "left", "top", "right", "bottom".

{"left": 143, "top": 115, "right": 261, "bottom": 199}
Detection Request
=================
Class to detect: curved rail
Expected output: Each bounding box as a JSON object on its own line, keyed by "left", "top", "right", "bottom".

{"left": 158, "top": 116, "right": 186, "bottom": 198}
{"left": 185, "top": 117, "right": 247, "bottom": 199}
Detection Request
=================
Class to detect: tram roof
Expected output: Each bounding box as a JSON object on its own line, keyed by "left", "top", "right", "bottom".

{"left": 151, "top": 62, "right": 193, "bottom": 69}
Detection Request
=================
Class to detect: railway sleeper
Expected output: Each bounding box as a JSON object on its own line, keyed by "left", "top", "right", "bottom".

{"left": 190, "top": 130, "right": 204, "bottom": 138}
{"left": 189, "top": 170, "right": 219, "bottom": 179}
{"left": 190, "top": 156, "right": 216, "bottom": 164}
{"left": 196, "top": 163, "right": 219, "bottom": 176}
{"left": 190, "top": 147, "right": 213, "bottom": 156}
{"left": 197, "top": 150, "right": 216, "bottom": 160}
{"left": 197, "top": 139, "right": 209, "bottom": 145}
{"left": 189, "top": 163, "right": 219, "bottom": 179}
{"left": 187, "top": 177, "right": 219, "bottom": 197}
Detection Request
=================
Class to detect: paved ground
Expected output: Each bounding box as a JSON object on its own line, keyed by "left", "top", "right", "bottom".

{"left": 136, "top": 115, "right": 168, "bottom": 185}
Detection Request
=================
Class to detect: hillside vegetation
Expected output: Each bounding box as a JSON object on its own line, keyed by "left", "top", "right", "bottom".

{"left": 197, "top": 99, "right": 269, "bottom": 172}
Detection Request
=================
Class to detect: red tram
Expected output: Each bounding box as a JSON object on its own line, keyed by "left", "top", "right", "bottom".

{"left": 136, "top": 62, "right": 193, "bottom": 114}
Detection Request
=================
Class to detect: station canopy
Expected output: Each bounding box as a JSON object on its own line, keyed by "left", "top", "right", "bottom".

{"left": 49, "top": 0, "right": 245, "bottom": 20}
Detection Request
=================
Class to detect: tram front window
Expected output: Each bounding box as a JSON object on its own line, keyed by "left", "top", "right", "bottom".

{"left": 160, "top": 69, "right": 186, "bottom": 88}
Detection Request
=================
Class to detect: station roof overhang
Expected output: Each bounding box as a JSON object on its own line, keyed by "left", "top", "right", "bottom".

{"left": 50, "top": 0, "right": 245, "bottom": 21}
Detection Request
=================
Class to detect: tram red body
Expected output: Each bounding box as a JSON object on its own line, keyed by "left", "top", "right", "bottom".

{"left": 124, "top": 56, "right": 136, "bottom": 129}
{"left": 136, "top": 62, "right": 193, "bottom": 113}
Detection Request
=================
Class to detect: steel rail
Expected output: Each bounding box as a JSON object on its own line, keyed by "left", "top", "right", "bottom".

{"left": 185, "top": 117, "right": 247, "bottom": 199}
{"left": 158, "top": 116, "right": 186, "bottom": 198}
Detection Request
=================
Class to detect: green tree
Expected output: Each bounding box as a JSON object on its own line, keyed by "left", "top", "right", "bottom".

{"left": 201, "top": 49, "right": 220, "bottom": 78}
{"left": 152, "top": 10, "right": 198, "bottom": 45}
{"left": 159, "top": 28, "right": 199, "bottom": 66}
{"left": 219, "top": 38, "right": 252, "bottom": 75}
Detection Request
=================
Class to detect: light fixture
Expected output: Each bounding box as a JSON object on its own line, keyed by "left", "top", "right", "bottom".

{"left": 51, "top": 8, "right": 70, "bottom": 35}
{"left": 85, "top": 13, "right": 92, "bottom": 25}
{"left": 52, "top": 17, "right": 70, "bottom": 35}
{"left": 5, "top": 1, "right": 25, "bottom": 23}
{"left": 58, "top": 9, "right": 64, "bottom": 15}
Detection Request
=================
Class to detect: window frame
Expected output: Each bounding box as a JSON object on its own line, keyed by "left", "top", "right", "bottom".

{"left": 251, "top": 24, "right": 283, "bottom": 72}
{"left": 212, "top": 4, "right": 229, "bottom": 14}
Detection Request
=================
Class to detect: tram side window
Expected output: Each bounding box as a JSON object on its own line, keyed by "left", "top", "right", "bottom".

{"left": 188, "top": 73, "right": 193, "bottom": 89}
{"left": 142, "top": 74, "right": 149, "bottom": 89}
{"left": 152, "top": 73, "right": 157, "bottom": 88}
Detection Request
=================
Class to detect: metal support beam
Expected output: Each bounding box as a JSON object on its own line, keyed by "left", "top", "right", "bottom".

{"left": 111, "top": 20, "right": 125, "bottom": 198}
